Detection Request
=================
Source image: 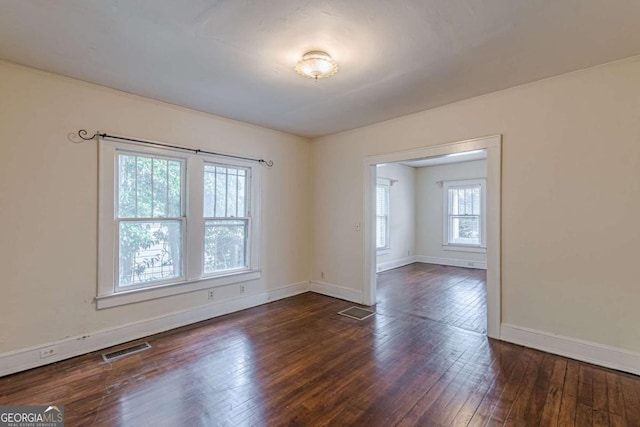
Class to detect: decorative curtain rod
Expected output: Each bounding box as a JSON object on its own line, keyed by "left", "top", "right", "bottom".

{"left": 76, "top": 129, "right": 274, "bottom": 167}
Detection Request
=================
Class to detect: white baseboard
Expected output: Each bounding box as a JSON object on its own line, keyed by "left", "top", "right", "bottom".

{"left": 0, "top": 281, "right": 309, "bottom": 377}
{"left": 309, "top": 281, "right": 363, "bottom": 304}
{"left": 376, "top": 256, "right": 417, "bottom": 272}
{"left": 415, "top": 255, "right": 487, "bottom": 270}
{"left": 500, "top": 324, "right": 640, "bottom": 376}
{"left": 267, "top": 281, "right": 309, "bottom": 302}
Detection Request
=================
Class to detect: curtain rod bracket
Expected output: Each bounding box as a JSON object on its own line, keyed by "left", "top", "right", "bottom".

{"left": 75, "top": 129, "right": 273, "bottom": 167}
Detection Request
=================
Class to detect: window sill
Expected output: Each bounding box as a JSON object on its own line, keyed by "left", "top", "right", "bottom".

{"left": 442, "top": 245, "right": 486, "bottom": 254}
{"left": 377, "top": 248, "right": 391, "bottom": 255}
{"left": 96, "top": 270, "right": 261, "bottom": 309}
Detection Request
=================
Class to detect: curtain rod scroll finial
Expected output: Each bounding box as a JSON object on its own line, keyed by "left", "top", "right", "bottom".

{"left": 78, "top": 129, "right": 102, "bottom": 141}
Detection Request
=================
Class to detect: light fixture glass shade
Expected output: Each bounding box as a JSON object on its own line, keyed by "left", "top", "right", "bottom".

{"left": 295, "top": 51, "right": 338, "bottom": 80}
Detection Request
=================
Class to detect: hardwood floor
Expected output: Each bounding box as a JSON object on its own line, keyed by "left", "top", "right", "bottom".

{"left": 377, "top": 263, "right": 487, "bottom": 334}
{"left": 1, "top": 263, "right": 639, "bottom": 426}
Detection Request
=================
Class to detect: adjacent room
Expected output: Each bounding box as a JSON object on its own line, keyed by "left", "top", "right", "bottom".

{"left": 1, "top": 1, "right": 640, "bottom": 425}
{"left": 375, "top": 152, "right": 488, "bottom": 334}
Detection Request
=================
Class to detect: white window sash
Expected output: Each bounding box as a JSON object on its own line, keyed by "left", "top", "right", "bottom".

{"left": 442, "top": 179, "right": 486, "bottom": 250}
{"left": 113, "top": 151, "right": 188, "bottom": 292}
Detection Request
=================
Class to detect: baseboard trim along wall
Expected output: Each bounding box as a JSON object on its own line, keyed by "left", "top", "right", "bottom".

{"left": 415, "top": 255, "right": 487, "bottom": 270}
{"left": 500, "top": 324, "right": 640, "bottom": 376}
{"left": 0, "top": 281, "right": 309, "bottom": 377}
{"left": 376, "top": 256, "right": 417, "bottom": 272}
{"left": 376, "top": 256, "right": 487, "bottom": 273}
{"left": 309, "top": 281, "right": 363, "bottom": 304}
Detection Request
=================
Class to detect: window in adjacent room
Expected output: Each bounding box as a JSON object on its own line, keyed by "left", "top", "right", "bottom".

{"left": 443, "top": 179, "right": 486, "bottom": 251}
{"left": 376, "top": 178, "right": 390, "bottom": 250}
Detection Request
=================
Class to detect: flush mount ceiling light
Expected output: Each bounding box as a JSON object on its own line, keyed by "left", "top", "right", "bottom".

{"left": 295, "top": 51, "right": 338, "bottom": 81}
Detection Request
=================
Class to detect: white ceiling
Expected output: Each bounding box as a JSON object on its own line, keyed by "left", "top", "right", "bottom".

{"left": 1, "top": 1, "right": 640, "bottom": 138}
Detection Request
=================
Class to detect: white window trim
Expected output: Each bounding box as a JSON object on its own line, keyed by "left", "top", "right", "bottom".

{"left": 376, "top": 177, "right": 391, "bottom": 251}
{"left": 442, "top": 178, "right": 486, "bottom": 253}
{"left": 97, "top": 139, "right": 261, "bottom": 309}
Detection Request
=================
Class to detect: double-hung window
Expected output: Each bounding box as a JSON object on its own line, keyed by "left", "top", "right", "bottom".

{"left": 203, "top": 164, "right": 249, "bottom": 274}
{"left": 116, "top": 153, "right": 185, "bottom": 290}
{"left": 443, "top": 179, "right": 486, "bottom": 252}
{"left": 376, "top": 178, "right": 390, "bottom": 250}
{"left": 98, "top": 140, "right": 261, "bottom": 309}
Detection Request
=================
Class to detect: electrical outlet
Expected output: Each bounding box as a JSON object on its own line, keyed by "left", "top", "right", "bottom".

{"left": 40, "top": 347, "right": 57, "bottom": 359}
{"left": 207, "top": 290, "right": 215, "bottom": 300}
{"left": 321, "top": 272, "right": 324, "bottom": 279}
{"left": 240, "top": 285, "right": 245, "bottom": 294}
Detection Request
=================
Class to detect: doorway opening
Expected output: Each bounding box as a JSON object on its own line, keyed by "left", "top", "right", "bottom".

{"left": 363, "top": 135, "right": 501, "bottom": 338}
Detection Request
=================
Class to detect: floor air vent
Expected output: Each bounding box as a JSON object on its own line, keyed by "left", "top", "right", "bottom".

{"left": 102, "top": 342, "right": 151, "bottom": 362}
{"left": 338, "top": 306, "right": 376, "bottom": 320}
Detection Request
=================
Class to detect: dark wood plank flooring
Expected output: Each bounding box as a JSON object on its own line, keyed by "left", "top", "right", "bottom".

{"left": 1, "top": 263, "right": 639, "bottom": 426}
{"left": 377, "top": 263, "right": 487, "bottom": 334}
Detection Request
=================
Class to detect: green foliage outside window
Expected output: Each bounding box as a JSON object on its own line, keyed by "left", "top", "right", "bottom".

{"left": 118, "top": 154, "right": 182, "bottom": 286}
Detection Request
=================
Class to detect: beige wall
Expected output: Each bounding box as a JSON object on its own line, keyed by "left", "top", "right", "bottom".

{"left": 312, "top": 57, "right": 640, "bottom": 353}
{"left": 415, "top": 160, "right": 487, "bottom": 265}
{"left": 0, "top": 61, "right": 311, "bottom": 352}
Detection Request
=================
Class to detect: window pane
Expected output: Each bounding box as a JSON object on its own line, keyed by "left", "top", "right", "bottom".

{"left": 227, "top": 173, "right": 237, "bottom": 217}
{"left": 472, "top": 188, "right": 480, "bottom": 215}
{"left": 136, "top": 156, "right": 152, "bottom": 217}
{"left": 376, "top": 183, "right": 389, "bottom": 248}
{"left": 450, "top": 216, "right": 480, "bottom": 245}
{"left": 204, "top": 219, "right": 247, "bottom": 273}
{"left": 118, "top": 220, "right": 183, "bottom": 287}
{"left": 203, "top": 166, "right": 216, "bottom": 218}
{"left": 152, "top": 158, "right": 168, "bottom": 217}
{"left": 118, "top": 154, "right": 182, "bottom": 219}
{"left": 118, "top": 155, "right": 137, "bottom": 217}
{"left": 449, "top": 186, "right": 480, "bottom": 217}
{"left": 376, "top": 185, "right": 389, "bottom": 215}
{"left": 215, "top": 168, "right": 227, "bottom": 216}
{"left": 203, "top": 164, "right": 248, "bottom": 218}
{"left": 237, "top": 175, "right": 246, "bottom": 216}
{"left": 449, "top": 189, "right": 455, "bottom": 215}
{"left": 167, "top": 160, "right": 182, "bottom": 217}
